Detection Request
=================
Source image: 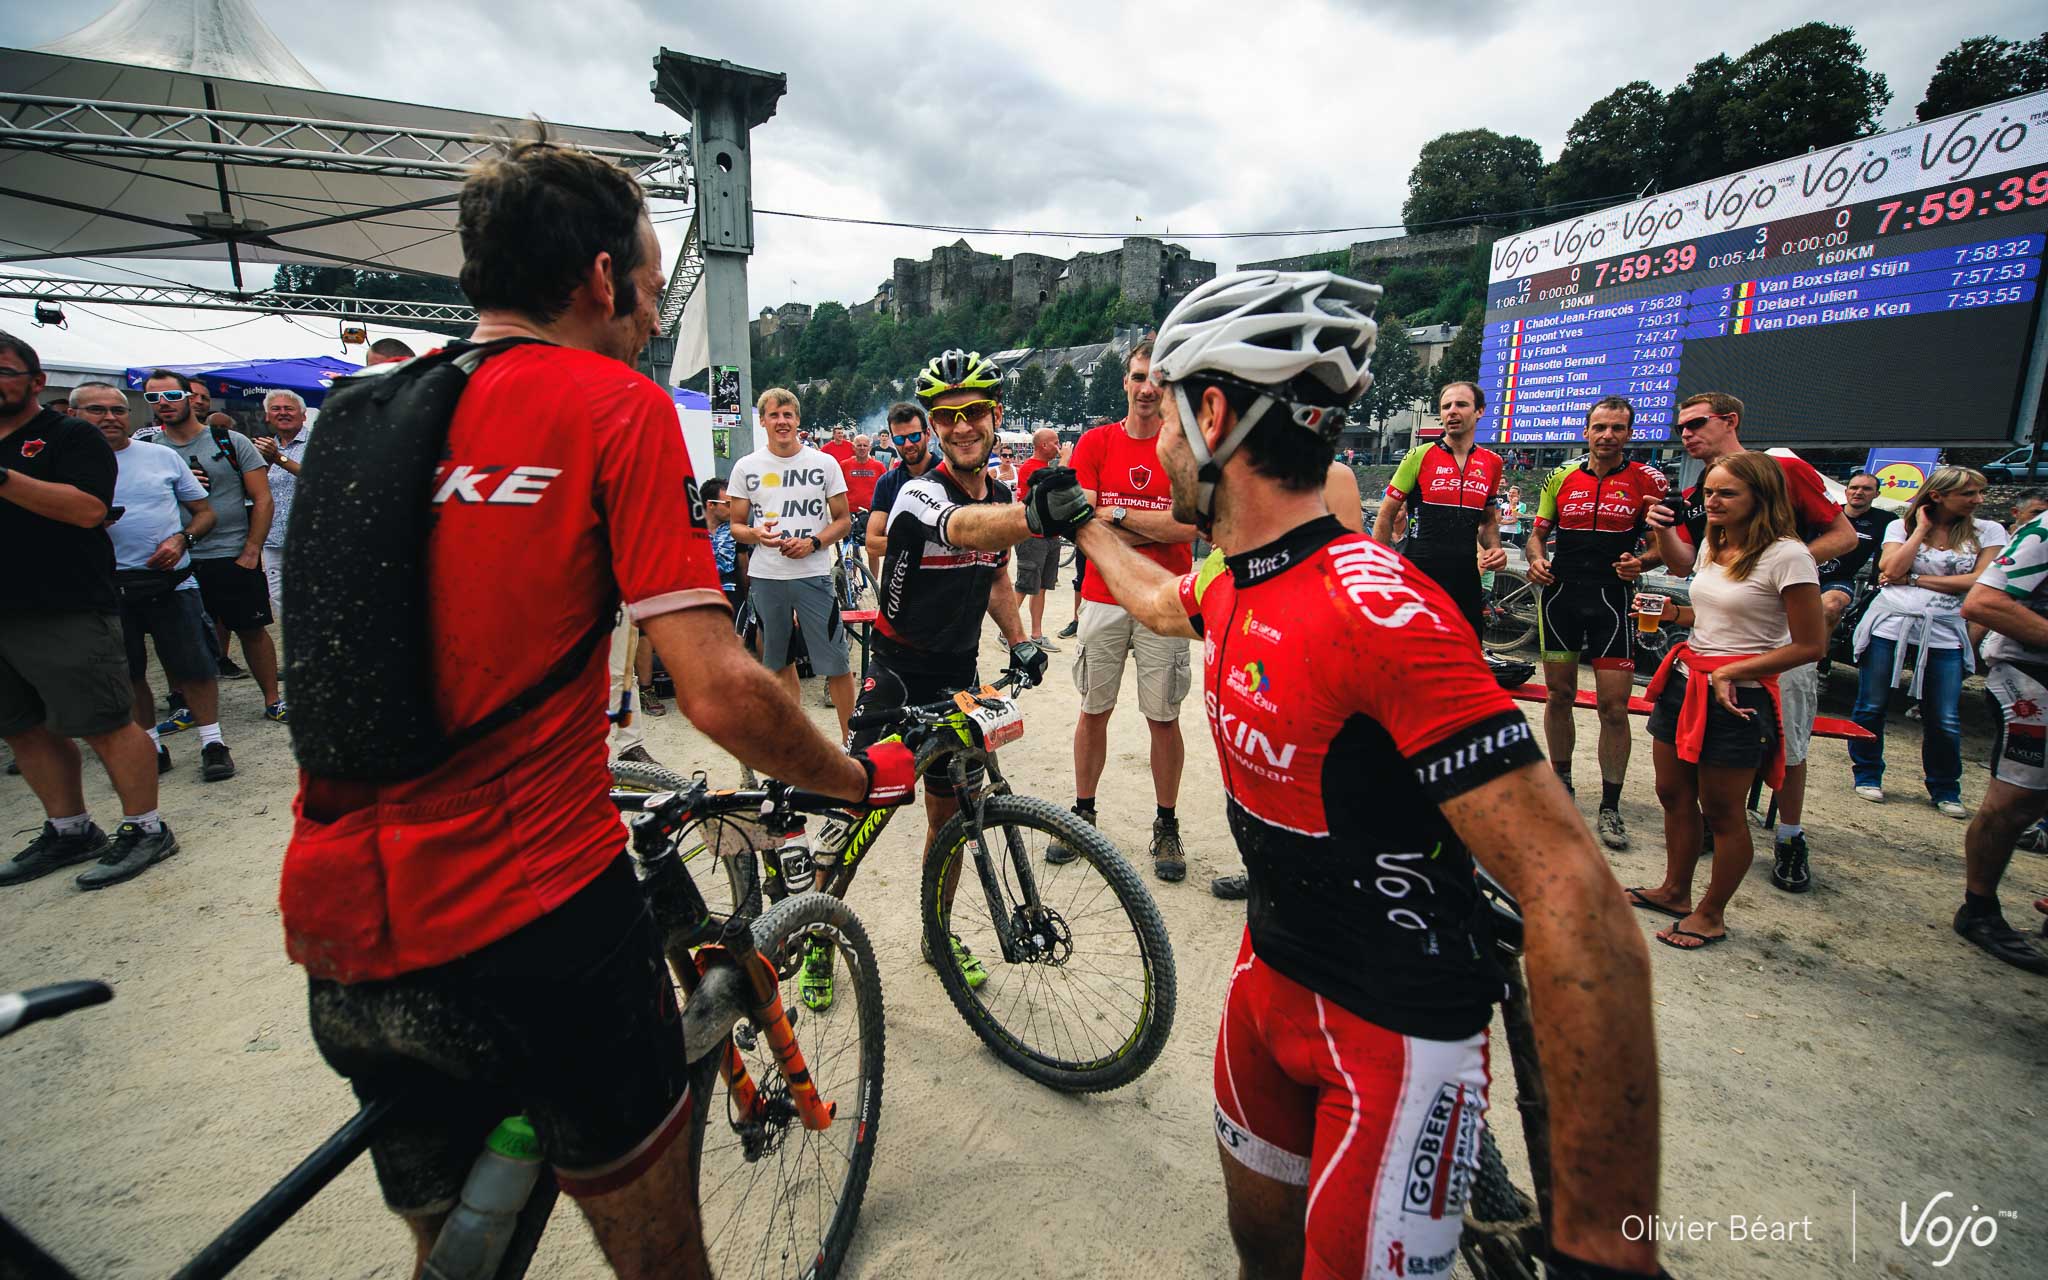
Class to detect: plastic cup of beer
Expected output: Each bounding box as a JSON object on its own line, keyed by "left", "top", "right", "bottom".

{"left": 1634, "top": 592, "right": 1667, "bottom": 634}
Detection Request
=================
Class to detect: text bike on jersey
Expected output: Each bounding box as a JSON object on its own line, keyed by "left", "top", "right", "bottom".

{"left": 1531, "top": 458, "right": 1669, "bottom": 671}
{"left": 1128, "top": 271, "right": 1665, "bottom": 1280}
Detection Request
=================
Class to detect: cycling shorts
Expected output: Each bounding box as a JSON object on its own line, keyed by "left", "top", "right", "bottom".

{"left": 1985, "top": 661, "right": 2048, "bottom": 791}
{"left": 307, "top": 859, "right": 692, "bottom": 1214}
{"left": 1214, "top": 930, "right": 1489, "bottom": 1280}
{"left": 1537, "top": 581, "right": 1634, "bottom": 671}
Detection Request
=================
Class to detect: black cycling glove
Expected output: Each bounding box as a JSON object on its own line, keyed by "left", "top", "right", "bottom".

{"left": 1023, "top": 467, "right": 1094, "bottom": 538}
{"left": 1007, "top": 640, "right": 1048, "bottom": 689}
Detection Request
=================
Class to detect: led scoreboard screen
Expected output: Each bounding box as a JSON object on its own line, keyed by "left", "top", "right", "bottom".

{"left": 1480, "top": 90, "right": 2048, "bottom": 445}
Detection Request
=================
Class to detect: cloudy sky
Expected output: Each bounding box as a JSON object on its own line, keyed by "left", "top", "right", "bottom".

{"left": 4, "top": 0, "right": 2044, "bottom": 314}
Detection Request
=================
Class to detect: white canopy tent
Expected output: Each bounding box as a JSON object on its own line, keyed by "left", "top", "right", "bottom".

{"left": 0, "top": 0, "right": 691, "bottom": 290}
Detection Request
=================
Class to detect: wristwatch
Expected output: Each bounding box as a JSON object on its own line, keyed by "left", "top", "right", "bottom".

{"left": 178, "top": 530, "right": 195, "bottom": 547}
{"left": 1108, "top": 506, "right": 1127, "bottom": 527}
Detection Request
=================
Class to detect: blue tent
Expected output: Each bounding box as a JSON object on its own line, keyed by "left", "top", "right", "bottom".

{"left": 127, "top": 355, "right": 362, "bottom": 407}
{"left": 673, "top": 386, "right": 710, "bottom": 411}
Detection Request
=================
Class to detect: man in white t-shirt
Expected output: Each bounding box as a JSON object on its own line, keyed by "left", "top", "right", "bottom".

{"left": 727, "top": 387, "right": 856, "bottom": 739}
{"left": 85, "top": 382, "right": 235, "bottom": 785}
{"left": 1958, "top": 516, "right": 2048, "bottom": 974}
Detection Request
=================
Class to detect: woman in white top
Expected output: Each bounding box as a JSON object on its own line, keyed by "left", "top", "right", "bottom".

{"left": 1632, "top": 452, "right": 1825, "bottom": 950}
{"left": 1848, "top": 466, "right": 2003, "bottom": 816}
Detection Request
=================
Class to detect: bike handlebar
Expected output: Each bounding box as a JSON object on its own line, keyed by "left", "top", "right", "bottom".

{"left": 844, "top": 667, "right": 1031, "bottom": 734}
{"left": 0, "top": 980, "right": 113, "bottom": 1041}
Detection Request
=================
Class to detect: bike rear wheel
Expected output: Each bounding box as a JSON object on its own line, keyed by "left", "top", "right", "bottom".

{"left": 921, "top": 795, "right": 1175, "bottom": 1092}
{"left": 693, "top": 892, "right": 885, "bottom": 1280}
{"left": 1483, "top": 568, "right": 1539, "bottom": 652}
{"left": 610, "top": 759, "right": 763, "bottom": 924}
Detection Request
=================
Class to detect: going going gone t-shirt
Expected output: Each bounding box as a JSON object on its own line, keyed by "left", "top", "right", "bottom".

{"left": 729, "top": 444, "right": 847, "bottom": 581}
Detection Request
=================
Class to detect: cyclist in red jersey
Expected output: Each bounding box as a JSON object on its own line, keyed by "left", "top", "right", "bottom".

{"left": 1524, "top": 396, "right": 1668, "bottom": 850}
{"left": 1373, "top": 381, "right": 1507, "bottom": 637}
{"left": 278, "top": 138, "right": 913, "bottom": 1279}
{"left": 1074, "top": 270, "right": 1662, "bottom": 1280}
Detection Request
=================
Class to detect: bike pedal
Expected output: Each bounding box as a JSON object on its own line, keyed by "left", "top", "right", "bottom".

{"left": 733, "top": 1023, "right": 760, "bottom": 1052}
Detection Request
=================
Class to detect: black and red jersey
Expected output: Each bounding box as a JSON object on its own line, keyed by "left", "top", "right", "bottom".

{"left": 1385, "top": 439, "right": 1503, "bottom": 563}
{"left": 875, "top": 464, "right": 1012, "bottom": 669}
{"left": 1531, "top": 459, "right": 1669, "bottom": 584}
{"left": 1178, "top": 517, "right": 1540, "bottom": 1039}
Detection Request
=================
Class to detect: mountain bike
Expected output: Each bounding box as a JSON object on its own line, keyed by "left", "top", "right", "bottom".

{"left": 1483, "top": 567, "right": 1540, "bottom": 652}
{"left": 610, "top": 668, "right": 1177, "bottom": 1094}
{"left": 2, "top": 787, "right": 884, "bottom": 1280}
{"left": 832, "top": 534, "right": 874, "bottom": 612}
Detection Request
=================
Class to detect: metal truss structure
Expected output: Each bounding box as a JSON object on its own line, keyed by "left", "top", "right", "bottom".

{"left": 0, "top": 271, "right": 476, "bottom": 324}
{"left": 0, "top": 91, "right": 691, "bottom": 196}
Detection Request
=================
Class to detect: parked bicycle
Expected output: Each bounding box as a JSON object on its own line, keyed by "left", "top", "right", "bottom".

{"left": 3, "top": 786, "right": 884, "bottom": 1280}
{"left": 611, "top": 668, "right": 1176, "bottom": 1094}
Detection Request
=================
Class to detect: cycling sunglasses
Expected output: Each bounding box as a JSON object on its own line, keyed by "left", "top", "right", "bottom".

{"left": 1676, "top": 412, "right": 1725, "bottom": 433}
{"left": 890, "top": 429, "right": 925, "bottom": 445}
{"left": 928, "top": 400, "right": 997, "bottom": 428}
{"left": 143, "top": 389, "right": 190, "bottom": 403}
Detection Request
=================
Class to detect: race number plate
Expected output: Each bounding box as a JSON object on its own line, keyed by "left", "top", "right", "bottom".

{"left": 953, "top": 688, "right": 1025, "bottom": 750}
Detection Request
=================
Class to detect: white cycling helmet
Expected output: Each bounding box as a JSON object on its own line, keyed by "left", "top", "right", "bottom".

{"left": 1152, "top": 269, "right": 1381, "bottom": 526}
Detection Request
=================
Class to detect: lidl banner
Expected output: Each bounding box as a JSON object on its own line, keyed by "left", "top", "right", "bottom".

{"left": 1864, "top": 448, "right": 1941, "bottom": 501}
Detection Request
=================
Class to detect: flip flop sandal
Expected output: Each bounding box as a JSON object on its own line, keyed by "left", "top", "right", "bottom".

{"left": 1626, "top": 887, "right": 1689, "bottom": 920}
{"left": 1656, "top": 927, "right": 1727, "bottom": 951}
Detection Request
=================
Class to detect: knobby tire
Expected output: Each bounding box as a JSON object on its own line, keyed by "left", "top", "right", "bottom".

{"left": 692, "top": 892, "right": 884, "bottom": 1280}
{"left": 921, "top": 795, "right": 1175, "bottom": 1093}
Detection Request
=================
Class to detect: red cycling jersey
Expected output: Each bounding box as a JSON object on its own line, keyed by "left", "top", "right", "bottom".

{"left": 280, "top": 345, "right": 726, "bottom": 983}
{"left": 1073, "top": 419, "right": 1191, "bottom": 603}
{"left": 1384, "top": 439, "right": 1503, "bottom": 564}
{"left": 1530, "top": 458, "right": 1669, "bottom": 584}
{"left": 1178, "top": 517, "right": 1538, "bottom": 1038}
{"left": 1676, "top": 451, "right": 1840, "bottom": 548}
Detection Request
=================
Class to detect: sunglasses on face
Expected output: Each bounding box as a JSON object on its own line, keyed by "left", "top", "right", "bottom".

{"left": 1676, "top": 413, "right": 1723, "bottom": 433}
{"left": 891, "top": 430, "right": 924, "bottom": 445}
{"left": 928, "top": 400, "right": 996, "bottom": 429}
{"left": 143, "top": 389, "right": 189, "bottom": 403}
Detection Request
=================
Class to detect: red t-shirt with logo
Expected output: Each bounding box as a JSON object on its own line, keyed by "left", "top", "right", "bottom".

{"left": 842, "top": 456, "right": 887, "bottom": 511}
{"left": 1071, "top": 420, "right": 1192, "bottom": 603}
{"left": 1015, "top": 455, "right": 1066, "bottom": 502}
{"left": 280, "top": 345, "right": 727, "bottom": 983}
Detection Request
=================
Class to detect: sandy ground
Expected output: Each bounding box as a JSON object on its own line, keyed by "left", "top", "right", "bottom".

{"left": 3, "top": 622, "right": 2045, "bottom": 1280}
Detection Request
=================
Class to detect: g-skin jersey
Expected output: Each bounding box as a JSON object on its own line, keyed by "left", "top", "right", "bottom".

{"left": 1385, "top": 440, "right": 1504, "bottom": 561}
{"left": 1531, "top": 459, "right": 1669, "bottom": 584}
{"left": 1179, "top": 517, "right": 1542, "bottom": 1039}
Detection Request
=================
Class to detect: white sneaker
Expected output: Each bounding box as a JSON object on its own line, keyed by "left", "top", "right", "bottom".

{"left": 1854, "top": 785, "right": 1885, "bottom": 803}
{"left": 1935, "top": 799, "right": 1968, "bottom": 820}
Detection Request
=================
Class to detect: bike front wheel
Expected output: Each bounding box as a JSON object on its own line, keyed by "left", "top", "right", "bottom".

{"left": 921, "top": 795, "right": 1175, "bottom": 1093}
{"left": 693, "top": 892, "right": 885, "bottom": 1280}
{"left": 610, "top": 759, "right": 763, "bottom": 925}
{"left": 1483, "top": 569, "right": 1539, "bottom": 653}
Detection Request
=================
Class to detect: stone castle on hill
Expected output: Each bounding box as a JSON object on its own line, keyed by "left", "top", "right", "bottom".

{"left": 751, "top": 226, "right": 1496, "bottom": 356}
{"left": 754, "top": 235, "right": 1217, "bottom": 353}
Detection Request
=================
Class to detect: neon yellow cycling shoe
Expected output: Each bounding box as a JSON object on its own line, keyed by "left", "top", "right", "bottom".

{"left": 922, "top": 931, "right": 989, "bottom": 990}
{"left": 798, "top": 939, "right": 835, "bottom": 1013}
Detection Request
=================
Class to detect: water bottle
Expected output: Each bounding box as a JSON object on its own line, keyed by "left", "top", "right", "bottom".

{"left": 813, "top": 820, "right": 846, "bottom": 877}
{"left": 422, "top": 1116, "right": 544, "bottom": 1280}
{"left": 778, "top": 820, "right": 815, "bottom": 893}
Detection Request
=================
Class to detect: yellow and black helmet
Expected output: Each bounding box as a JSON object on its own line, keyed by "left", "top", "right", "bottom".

{"left": 913, "top": 349, "right": 1002, "bottom": 401}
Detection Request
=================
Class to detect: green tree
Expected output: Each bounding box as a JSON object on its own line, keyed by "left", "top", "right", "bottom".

{"left": 1401, "top": 129, "right": 1545, "bottom": 232}
{"left": 1431, "top": 307, "right": 1485, "bottom": 398}
{"left": 791, "top": 301, "right": 857, "bottom": 378}
{"left": 1542, "top": 82, "right": 1666, "bottom": 210}
{"left": 1716, "top": 23, "right": 1890, "bottom": 175}
{"left": 1918, "top": 33, "right": 2048, "bottom": 120}
{"left": 1012, "top": 363, "right": 1047, "bottom": 421}
{"left": 1356, "top": 314, "right": 1426, "bottom": 436}
{"left": 810, "top": 378, "right": 846, "bottom": 429}
{"left": 1047, "top": 364, "right": 1085, "bottom": 426}
{"left": 1086, "top": 349, "right": 1126, "bottom": 420}
{"left": 1661, "top": 54, "right": 1737, "bottom": 189}
{"left": 271, "top": 265, "right": 470, "bottom": 338}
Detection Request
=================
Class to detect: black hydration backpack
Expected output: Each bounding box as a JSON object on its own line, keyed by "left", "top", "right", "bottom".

{"left": 283, "top": 338, "right": 615, "bottom": 782}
